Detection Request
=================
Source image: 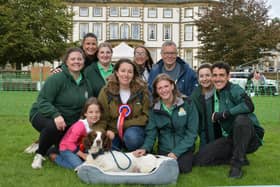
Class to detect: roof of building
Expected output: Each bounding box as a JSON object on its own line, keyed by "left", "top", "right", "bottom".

{"left": 67, "top": 0, "right": 218, "bottom": 4}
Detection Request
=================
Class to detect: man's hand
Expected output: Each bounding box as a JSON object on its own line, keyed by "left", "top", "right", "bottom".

{"left": 212, "top": 111, "right": 230, "bottom": 122}
{"left": 133, "top": 149, "right": 146, "bottom": 157}
{"left": 50, "top": 67, "right": 62, "bottom": 74}
{"left": 167, "top": 152, "right": 177, "bottom": 159}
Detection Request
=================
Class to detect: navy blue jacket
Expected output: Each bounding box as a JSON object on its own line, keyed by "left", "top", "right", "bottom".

{"left": 148, "top": 57, "right": 198, "bottom": 96}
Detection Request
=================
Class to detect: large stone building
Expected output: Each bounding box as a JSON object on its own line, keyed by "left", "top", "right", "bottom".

{"left": 67, "top": 0, "right": 220, "bottom": 68}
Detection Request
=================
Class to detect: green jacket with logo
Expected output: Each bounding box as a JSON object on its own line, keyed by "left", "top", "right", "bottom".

{"left": 141, "top": 96, "right": 198, "bottom": 157}
{"left": 216, "top": 82, "right": 262, "bottom": 137}
{"left": 29, "top": 65, "right": 92, "bottom": 126}
{"left": 95, "top": 75, "right": 150, "bottom": 134}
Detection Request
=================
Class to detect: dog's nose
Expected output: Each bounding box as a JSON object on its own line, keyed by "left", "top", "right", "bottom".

{"left": 96, "top": 140, "right": 101, "bottom": 146}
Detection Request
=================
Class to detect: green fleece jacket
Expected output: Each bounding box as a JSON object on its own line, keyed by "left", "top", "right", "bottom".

{"left": 216, "top": 82, "right": 263, "bottom": 138}
{"left": 29, "top": 65, "right": 92, "bottom": 126}
{"left": 84, "top": 62, "right": 111, "bottom": 97}
{"left": 95, "top": 75, "right": 150, "bottom": 133}
{"left": 142, "top": 96, "right": 198, "bottom": 157}
{"left": 191, "top": 86, "right": 219, "bottom": 148}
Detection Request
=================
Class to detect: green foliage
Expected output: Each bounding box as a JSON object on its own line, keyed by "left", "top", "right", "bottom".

{"left": 0, "top": 91, "right": 279, "bottom": 186}
{"left": 0, "top": 0, "right": 74, "bottom": 68}
{"left": 196, "top": 0, "right": 280, "bottom": 66}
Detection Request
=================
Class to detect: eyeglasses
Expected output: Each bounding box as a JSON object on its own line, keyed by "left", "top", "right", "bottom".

{"left": 162, "top": 52, "right": 177, "bottom": 56}
{"left": 135, "top": 52, "right": 147, "bottom": 57}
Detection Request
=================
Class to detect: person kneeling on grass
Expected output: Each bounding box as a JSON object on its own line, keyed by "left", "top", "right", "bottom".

{"left": 193, "top": 62, "right": 264, "bottom": 179}
{"left": 50, "top": 97, "right": 102, "bottom": 169}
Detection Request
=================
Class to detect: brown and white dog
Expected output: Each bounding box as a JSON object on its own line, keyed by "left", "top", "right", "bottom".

{"left": 82, "top": 131, "right": 158, "bottom": 173}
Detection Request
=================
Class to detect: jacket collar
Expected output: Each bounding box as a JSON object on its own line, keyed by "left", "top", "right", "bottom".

{"left": 153, "top": 96, "right": 185, "bottom": 110}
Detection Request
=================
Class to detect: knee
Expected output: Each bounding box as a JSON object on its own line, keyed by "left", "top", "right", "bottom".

{"left": 123, "top": 127, "right": 145, "bottom": 151}
{"left": 233, "top": 115, "right": 252, "bottom": 129}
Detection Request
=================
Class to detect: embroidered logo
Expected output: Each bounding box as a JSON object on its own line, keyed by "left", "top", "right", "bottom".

{"left": 178, "top": 107, "right": 186, "bottom": 116}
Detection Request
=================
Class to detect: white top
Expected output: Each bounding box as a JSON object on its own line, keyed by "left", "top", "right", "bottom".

{"left": 120, "top": 88, "right": 131, "bottom": 104}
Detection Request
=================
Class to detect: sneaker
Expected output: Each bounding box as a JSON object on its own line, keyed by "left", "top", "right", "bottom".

{"left": 228, "top": 167, "right": 243, "bottom": 178}
{"left": 31, "top": 154, "right": 45, "bottom": 169}
{"left": 24, "top": 142, "right": 39, "bottom": 154}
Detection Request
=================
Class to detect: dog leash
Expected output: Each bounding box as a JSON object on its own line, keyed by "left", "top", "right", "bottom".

{"left": 109, "top": 149, "right": 132, "bottom": 170}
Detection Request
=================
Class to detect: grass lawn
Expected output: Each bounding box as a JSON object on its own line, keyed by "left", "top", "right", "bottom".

{"left": 0, "top": 91, "right": 279, "bottom": 187}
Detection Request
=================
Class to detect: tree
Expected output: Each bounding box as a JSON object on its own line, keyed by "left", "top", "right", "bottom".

{"left": 0, "top": 0, "right": 73, "bottom": 69}
{"left": 195, "top": 0, "right": 280, "bottom": 67}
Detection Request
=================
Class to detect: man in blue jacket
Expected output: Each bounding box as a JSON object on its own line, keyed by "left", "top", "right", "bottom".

{"left": 148, "top": 41, "right": 197, "bottom": 96}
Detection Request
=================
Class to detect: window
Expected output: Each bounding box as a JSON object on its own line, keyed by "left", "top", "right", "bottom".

{"left": 198, "top": 7, "right": 208, "bottom": 17}
{"left": 131, "top": 24, "right": 140, "bottom": 39}
{"left": 163, "top": 8, "right": 172, "bottom": 18}
{"left": 148, "top": 8, "right": 157, "bottom": 18}
{"left": 93, "top": 7, "right": 102, "bottom": 17}
{"left": 185, "top": 8, "right": 193, "bottom": 18}
{"left": 131, "top": 7, "right": 140, "bottom": 17}
{"left": 148, "top": 24, "right": 157, "bottom": 40}
{"left": 79, "top": 23, "right": 89, "bottom": 39}
{"left": 110, "top": 7, "right": 118, "bottom": 17}
{"left": 120, "top": 24, "right": 129, "bottom": 39}
{"left": 163, "top": 24, "right": 172, "bottom": 40}
{"left": 109, "top": 23, "right": 119, "bottom": 39}
{"left": 185, "top": 49, "right": 193, "bottom": 66}
{"left": 184, "top": 25, "right": 193, "bottom": 41}
{"left": 120, "top": 8, "right": 129, "bottom": 17}
{"left": 79, "top": 7, "right": 89, "bottom": 17}
{"left": 93, "top": 23, "right": 102, "bottom": 40}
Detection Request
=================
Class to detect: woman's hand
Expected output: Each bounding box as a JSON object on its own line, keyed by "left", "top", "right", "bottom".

{"left": 133, "top": 149, "right": 146, "bottom": 157}
{"left": 167, "top": 152, "right": 177, "bottom": 159}
{"left": 106, "top": 130, "right": 115, "bottom": 140}
{"left": 54, "top": 116, "right": 66, "bottom": 131}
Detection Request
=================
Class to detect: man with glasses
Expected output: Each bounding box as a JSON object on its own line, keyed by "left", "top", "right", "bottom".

{"left": 148, "top": 41, "right": 197, "bottom": 96}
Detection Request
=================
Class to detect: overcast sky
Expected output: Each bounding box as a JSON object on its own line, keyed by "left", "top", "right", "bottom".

{"left": 267, "top": 0, "right": 280, "bottom": 18}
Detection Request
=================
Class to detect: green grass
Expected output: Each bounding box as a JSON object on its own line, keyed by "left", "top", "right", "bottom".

{"left": 0, "top": 91, "right": 279, "bottom": 187}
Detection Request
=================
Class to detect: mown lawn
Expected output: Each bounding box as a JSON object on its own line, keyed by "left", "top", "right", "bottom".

{"left": 0, "top": 91, "right": 279, "bottom": 187}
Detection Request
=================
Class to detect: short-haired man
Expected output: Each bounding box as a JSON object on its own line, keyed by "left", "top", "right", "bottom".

{"left": 148, "top": 41, "right": 197, "bottom": 96}
{"left": 194, "top": 62, "right": 264, "bottom": 178}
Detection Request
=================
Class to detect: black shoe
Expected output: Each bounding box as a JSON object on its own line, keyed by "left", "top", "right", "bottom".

{"left": 229, "top": 167, "right": 243, "bottom": 178}
{"left": 241, "top": 158, "right": 250, "bottom": 166}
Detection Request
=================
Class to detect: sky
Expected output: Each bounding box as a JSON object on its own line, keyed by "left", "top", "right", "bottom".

{"left": 267, "top": 0, "right": 280, "bottom": 18}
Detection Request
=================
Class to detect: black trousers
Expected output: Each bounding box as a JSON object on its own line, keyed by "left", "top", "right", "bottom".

{"left": 159, "top": 150, "right": 193, "bottom": 173}
{"left": 194, "top": 114, "right": 261, "bottom": 168}
{"left": 31, "top": 113, "right": 68, "bottom": 156}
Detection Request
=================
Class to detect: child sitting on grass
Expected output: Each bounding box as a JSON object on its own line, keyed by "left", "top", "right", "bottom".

{"left": 50, "top": 97, "right": 102, "bottom": 170}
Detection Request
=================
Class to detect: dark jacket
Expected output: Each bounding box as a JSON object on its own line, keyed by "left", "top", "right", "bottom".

{"left": 29, "top": 65, "right": 92, "bottom": 126}
{"left": 95, "top": 75, "right": 150, "bottom": 134}
{"left": 148, "top": 57, "right": 198, "bottom": 96}
{"left": 191, "top": 86, "right": 220, "bottom": 148}
{"left": 141, "top": 96, "right": 198, "bottom": 157}
{"left": 216, "top": 82, "right": 262, "bottom": 139}
{"left": 84, "top": 62, "right": 111, "bottom": 97}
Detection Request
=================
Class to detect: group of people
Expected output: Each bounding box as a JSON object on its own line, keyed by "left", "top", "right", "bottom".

{"left": 28, "top": 33, "right": 264, "bottom": 179}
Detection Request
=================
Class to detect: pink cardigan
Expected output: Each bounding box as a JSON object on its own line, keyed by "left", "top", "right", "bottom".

{"left": 59, "top": 119, "right": 91, "bottom": 152}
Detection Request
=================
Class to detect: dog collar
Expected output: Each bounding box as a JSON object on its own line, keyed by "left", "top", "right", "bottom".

{"left": 91, "top": 149, "right": 104, "bottom": 159}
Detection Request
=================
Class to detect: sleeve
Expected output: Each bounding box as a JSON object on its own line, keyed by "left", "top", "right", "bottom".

{"left": 63, "top": 122, "right": 85, "bottom": 152}
{"left": 228, "top": 85, "right": 255, "bottom": 116}
{"left": 94, "top": 88, "right": 109, "bottom": 132}
{"left": 141, "top": 110, "right": 158, "bottom": 153}
{"left": 172, "top": 102, "right": 199, "bottom": 157}
{"left": 37, "top": 75, "right": 62, "bottom": 119}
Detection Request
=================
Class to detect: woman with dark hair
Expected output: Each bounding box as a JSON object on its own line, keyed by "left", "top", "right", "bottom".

{"left": 133, "top": 45, "right": 154, "bottom": 81}
{"left": 191, "top": 63, "right": 222, "bottom": 148}
{"left": 133, "top": 73, "right": 198, "bottom": 173}
{"left": 81, "top": 33, "right": 98, "bottom": 68}
{"left": 95, "top": 58, "right": 150, "bottom": 151}
{"left": 29, "top": 47, "right": 92, "bottom": 169}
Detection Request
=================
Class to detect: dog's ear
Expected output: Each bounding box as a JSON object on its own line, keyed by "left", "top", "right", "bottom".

{"left": 83, "top": 133, "right": 93, "bottom": 150}
{"left": 102, "top": 134, "right": 112, "bottom": 151}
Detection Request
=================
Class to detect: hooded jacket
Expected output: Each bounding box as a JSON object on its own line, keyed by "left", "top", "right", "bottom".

{"left": 148, "top": 57, "right": 198, "bottom": 96}
{"left": 95, "top": 75, "right": 150, "bottom": 133}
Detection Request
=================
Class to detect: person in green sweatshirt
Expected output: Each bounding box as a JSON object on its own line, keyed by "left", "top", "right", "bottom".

{"left": 29, "top": 47, "right": 92, "bottom": 169}
{"left": 194, "top": 62, "right": 264, "bottom": 179}
{"left": 191, "top": 63, "right": 222, "bottom": 148}
{"left": 133, "top": 73, "right": 198, "bottom": 173}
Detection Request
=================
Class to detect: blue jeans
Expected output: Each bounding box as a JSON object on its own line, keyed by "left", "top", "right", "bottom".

{"left": 55, "top": 150, "right": 83, "bottom": 169}
{"left": 113, "top": 126, "right": 145, "bottom": 151}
